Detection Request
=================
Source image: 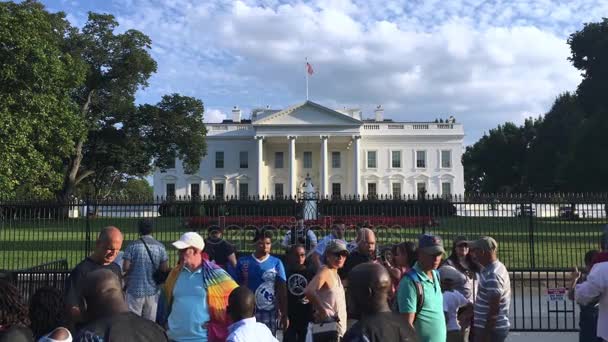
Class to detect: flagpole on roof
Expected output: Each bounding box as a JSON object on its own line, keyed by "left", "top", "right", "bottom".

{"left": 305, "top": 57, "right": 309, "bottom": 101}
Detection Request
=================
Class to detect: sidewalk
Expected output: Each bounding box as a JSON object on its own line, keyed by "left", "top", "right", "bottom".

{"left": 509, "top": 332, "right": 577, "bottom": 342}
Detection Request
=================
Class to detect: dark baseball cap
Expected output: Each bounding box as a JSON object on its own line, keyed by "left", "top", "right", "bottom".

{"left": 418, "top": 234, "right": 445, "bottom": 255}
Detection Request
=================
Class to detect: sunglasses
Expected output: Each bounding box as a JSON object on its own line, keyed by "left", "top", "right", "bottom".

{"left": 332, "top": 252, "right": 348, "bottom": 258}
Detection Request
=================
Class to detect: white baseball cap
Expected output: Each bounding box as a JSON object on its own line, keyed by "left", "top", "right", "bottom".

{"left": 172, "top": 232, "right": 205, "bottom": 250}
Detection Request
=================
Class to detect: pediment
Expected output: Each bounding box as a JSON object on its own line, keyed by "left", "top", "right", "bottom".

{"left": 254, "top": 101, "right": 362, "bottom": 126}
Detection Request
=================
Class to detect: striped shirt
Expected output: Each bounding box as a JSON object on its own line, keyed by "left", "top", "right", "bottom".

{"left": 473, "top": 260, "right": 511, "bottom": 330}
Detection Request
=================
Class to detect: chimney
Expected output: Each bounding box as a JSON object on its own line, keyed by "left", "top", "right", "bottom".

{"left": 232, "top": 106, "right": 241, "bottom": 123}
{"left": 374, "top": 105, "right": 384, "bottom": 122}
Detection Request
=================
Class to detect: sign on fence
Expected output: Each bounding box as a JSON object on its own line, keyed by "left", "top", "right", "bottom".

{"left": 546, "top": 287, "right": 568, "bottom": 302}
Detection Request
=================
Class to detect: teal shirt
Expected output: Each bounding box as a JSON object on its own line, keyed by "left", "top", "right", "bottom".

{"left": 168, "top": 267, "right": 209, "bottom": 342}
{"left": 397, "top": 263, "right": 446, "bottom": 342}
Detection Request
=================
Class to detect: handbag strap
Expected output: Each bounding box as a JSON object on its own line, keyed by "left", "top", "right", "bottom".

{"left": 140, "top": 237, "right": 158, "bottom": 269}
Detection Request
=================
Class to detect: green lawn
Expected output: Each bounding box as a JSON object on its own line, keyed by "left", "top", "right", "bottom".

{"left": 0, "top": 216, "right": 605, "bottom": 270}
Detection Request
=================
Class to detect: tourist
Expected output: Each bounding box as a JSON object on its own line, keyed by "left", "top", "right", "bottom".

{"left": 73, "top": 269, "right": 168, "bottom": 341}
{"left": 29, "top": 286, "right": 71, "bottom": 341}
{"left": 157, "top": 232, "right": 238, "bottom": 342}
{"left": 0, "top": 280, "right": 33, "bottom": 342}
{"left": 304, "top": 240, "right": 349, "bottom": 340}
{"left": 440, "top": 266, "right": 473, "bottom": 342}
{"left": 469, "top": 236, "right": 511, "bottom": 342}
{"left": 235, "top": 229, "right": 288, "bottom": 336}
{"left": 281, "top": 214, "right": 318, "bottom": 253}
{"left": 568, "top": 250, "right": 601, "bottom": 342}
{"left": 226, "top": 287, "right": 278, "bottom": 342}
{"left": 383, "top": 241, "right": 416, "bottom": 308}
{"left": 203, "top": 224, "right": 237, "bottom": 269}
{"left": 442, "top": 236, "right": 480, "bottom": 302}
{"left": 65, "top": 226, "right": 123, "bottom": 325}
{"left": 573, "top": 248, "right": 608, "bottom": 342}
{"left": 122, "top": 219, "right": 169, "bottom": 321}
{"left": 339, "top": 228, "right": 377, "bottom": 285}
{"left": 343, "top": 263, "right": 416, "bottom": 342}
{"left": 284, "top": 244, "right": 314, "bottom": 342}
{"left": 397, "top": 234, "right": 446, "bottom": 342}
{"left": 311, "top": 220, "right": 347, "bottom": 269}
{"left": 441, "top": 236, "right": 481, "bottom": 341}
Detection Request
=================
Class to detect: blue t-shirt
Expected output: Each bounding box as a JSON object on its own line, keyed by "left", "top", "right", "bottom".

{"left": 167, "top": 267, "right": 209, "bottom": 342}
{"left": 236, "top": 255, "right": 286, "bottom": 313}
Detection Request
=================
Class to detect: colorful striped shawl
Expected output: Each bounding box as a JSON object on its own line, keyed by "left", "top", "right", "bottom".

{"left": 159, "top": 261, "right": 238, "bottom": 341}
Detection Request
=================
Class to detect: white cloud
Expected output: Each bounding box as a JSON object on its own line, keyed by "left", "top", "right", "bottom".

{"left": 205, "top": 108, "right": 227, "bottom": 123}
{"left": 48, "top": 0, "right": 608, "bottom": 143}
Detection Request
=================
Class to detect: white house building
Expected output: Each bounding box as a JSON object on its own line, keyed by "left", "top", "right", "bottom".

{"left": 153, "top": 101, "right": 465, "bottom": 199}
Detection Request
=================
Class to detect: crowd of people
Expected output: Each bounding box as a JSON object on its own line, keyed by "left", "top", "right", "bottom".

{"left": 3, "top": 216, "right": 606, "bottom": 342}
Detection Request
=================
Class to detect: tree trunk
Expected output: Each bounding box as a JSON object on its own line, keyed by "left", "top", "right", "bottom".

{"left": 57, "top": 90, "right": 95, "bottom": 205}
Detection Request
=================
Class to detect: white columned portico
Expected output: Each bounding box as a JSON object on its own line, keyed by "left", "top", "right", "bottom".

{"left": 288, "top": 136, "right": 297, "bottom": 197}
{"left": 353, "top": 135, "right": 361, "bottom": 198}
{"left": 320, "top": 136, "right": 328, "bottom": 198}
{"left": 256, "top": 136, "right": 264, "bottom": 197}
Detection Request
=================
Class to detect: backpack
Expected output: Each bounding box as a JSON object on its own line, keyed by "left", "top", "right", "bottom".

{"left": 404, "top": 268, "right": 440, "bottom": 320}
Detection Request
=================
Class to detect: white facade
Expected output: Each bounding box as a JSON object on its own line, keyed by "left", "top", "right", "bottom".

{"left": 153, "top": 101, "right": 465, "bottom": 199}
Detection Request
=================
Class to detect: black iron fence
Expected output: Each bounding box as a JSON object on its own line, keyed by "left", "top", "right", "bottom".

{"left": 1, "top": 193, "right": 605, "bottom": 332}
{"left": 1, "top": 193, "right": 606, "bottom": 270}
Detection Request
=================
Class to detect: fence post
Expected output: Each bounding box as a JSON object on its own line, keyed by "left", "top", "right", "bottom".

{"left": 85, "top": 197, "right": 91, "bottom": 258}
{"left": 528, "top": 191, "right": 536, "bottom": 269}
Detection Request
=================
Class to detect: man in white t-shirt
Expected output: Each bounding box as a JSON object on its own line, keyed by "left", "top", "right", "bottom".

{"left": 440, "top": 265, "right": 473, "bottom": 342}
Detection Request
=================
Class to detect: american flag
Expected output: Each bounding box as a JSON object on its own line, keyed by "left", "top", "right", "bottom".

{"left": 306, "top": 62, "right": 314, "bottom": 75}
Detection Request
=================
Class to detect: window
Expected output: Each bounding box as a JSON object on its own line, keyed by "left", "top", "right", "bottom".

{"left": 367, "top": 183, "right": 377, "bottom": 198}
{"left": 367, "top": 151, "right": 377, "bottom": 168}
{"left": 190, "top": 183, "right": 200, "bottom": 199}
{"left": 166, "top": 183, "right": 176, "bottom": 198}
{"left": 274, "top": 183, "right": 284, "bottom": 198}
{"left": 332, "top": 152, "right": 341, "bottom": 168}
{"left": 442, "top": 182, "right": 452, "bottom": 196}
{"left": 303, "top": 151, "right": 312, "bottom": 169}
{"left": 417, "top": 182, "right": 427, "bottom": 198}
{"left": 416, "top": 150, "right": 426, "bottom": 168}
{"left": 214, "top": 183, "right": 224, "bottom": 199}
{"left": 239, "top": 183, "right": 249, "bottom": 199}
{"left": 240, "top": 151, "right": 248, "bottom": 168}
{"left": 392, "top": 150, "right": 401, "bottom": 168}
{"left": 441, "top": 150, "right": 452, "bottom": 168}
{"left": 392, "top": 183, "right": 401, "bottom": 198}
{"left": 275, "top": 152, "right": 284, "bottom": 169}
{"left": 215, "top": 151, "right": 224, "bottom": 168}
{"left": 332, "top": 183, "right": 341, "bottom": 198}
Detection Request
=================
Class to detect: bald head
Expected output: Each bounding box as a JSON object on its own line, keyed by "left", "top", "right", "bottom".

{"left": 93, "top": 226, "right": 123, "bottom": 265}
{"left": 228, "top": 287, "right": 255, "bottom": 321}
{"left": 82, "top": 269, "right": 127, "bottom": 320}
{"left": 356, "top": 228, "right": 376, "bottom": 257}
{"left": 348, "top": 263, "right": 391, "bottom": 315}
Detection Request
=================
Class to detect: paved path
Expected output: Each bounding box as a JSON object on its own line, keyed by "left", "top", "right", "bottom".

{"left": 509, "top": 332, "right": 577, "bottom": 342}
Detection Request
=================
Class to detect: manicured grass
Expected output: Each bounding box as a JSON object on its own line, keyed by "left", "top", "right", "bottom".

{"left": 0, "top": 216, "right": 604, "bottom": 270}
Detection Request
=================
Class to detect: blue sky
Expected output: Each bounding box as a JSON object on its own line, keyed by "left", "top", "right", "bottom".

{"left": 39, "top": 0, "right": 607, "bottom": 144}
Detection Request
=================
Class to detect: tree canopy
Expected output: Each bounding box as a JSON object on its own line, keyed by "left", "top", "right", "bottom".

{"left": 0, "top": 1, "right": 208, "bottom": 199}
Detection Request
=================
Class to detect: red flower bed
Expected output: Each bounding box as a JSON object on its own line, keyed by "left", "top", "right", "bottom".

{"left": 187, "top": 215, "right": 437, "bottom": 229}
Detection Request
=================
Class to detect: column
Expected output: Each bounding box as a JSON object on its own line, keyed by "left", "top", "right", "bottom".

{"left": 320, "top": 135, "right": 328, "bottom": 198}
{"left": 353, "top": 135, "right": 361, "bottom": 198}
{"left": 288, "top": 136, "right": 297, "bottom": 197}
{"left": 256, "top": 136, "right": 264, "bottom": 197}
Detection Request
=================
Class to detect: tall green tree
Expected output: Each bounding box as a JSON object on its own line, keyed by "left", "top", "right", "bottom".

{"left": 527, "top": 93, "right": 586, "bottom": 191}
{"left": 0, "top": 1, "right": 85, "bottom": 197}
{"left": 58, "top": 12, "right": 158, "bottom": 201}
{"left": 77, "top": 94, "right": 207, "bottom": 198}
{"left": 561, "top": 18, "right": 608, "bottom": 191}
{"left": 463, "top": 119, "right": 540, "bottom": 193}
